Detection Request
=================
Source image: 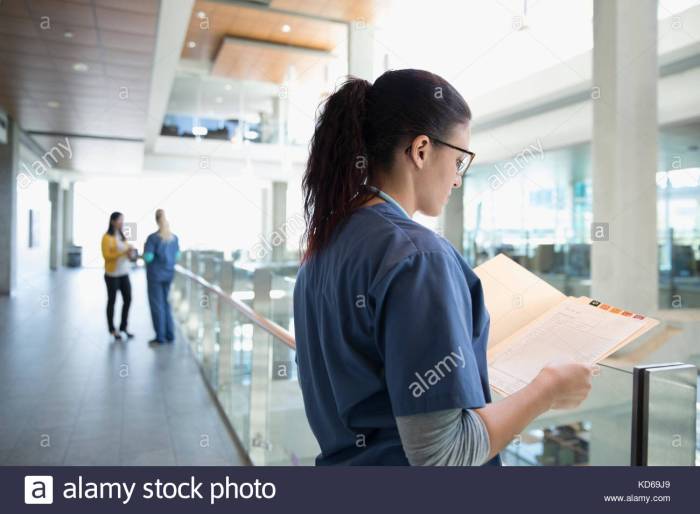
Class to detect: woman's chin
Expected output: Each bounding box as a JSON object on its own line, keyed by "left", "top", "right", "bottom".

{"left": 423, "top": 205, "right": 443, "bottom": 217}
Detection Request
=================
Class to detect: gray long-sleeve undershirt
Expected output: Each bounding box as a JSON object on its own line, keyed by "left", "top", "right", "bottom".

{"left": 395, "top": 408, "right": 491, "bottom": 466}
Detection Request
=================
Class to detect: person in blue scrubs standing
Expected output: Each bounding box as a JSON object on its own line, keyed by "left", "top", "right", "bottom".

{"left": 143, "top": 209, "right": 180, "bottom": 344}
{"left": 293, "top": 69, "right": 593, "bottom": 466}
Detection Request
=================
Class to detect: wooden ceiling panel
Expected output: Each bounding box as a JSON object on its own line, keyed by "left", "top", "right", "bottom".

{"left": 99, "top": 30, "right": 155, "bottom": 53}
{"left": 0, "top": 33, "right": 45, "bottom": 54}
{"left": 36, "top": 22, "right": 99, "bottom": 45}
{"left": 0, "top": 0, "right": 31, "bottom": 18}
{"left": 26, "top": 0, "right": 95, "bottom": 26}
{"left": 5, "top": 66, "right": 58, "bottom": 83}
{"left": 101, "top": 48, "right": 155, "bottom": 67}
{"left": 46, "top": 41, "right": 102, "bottom": 61}
{"left": 0, "top": 94, "right": 37, "bottom": 107}
{"left": 0, "top": 0, "right": 161, "bottom": 139}
{"left": 0, "top": 15, "right": 37, "bottom": 37}
{"left": 270, "top": 0, "right": 389, "bottom": 23}
{"left": 104, "top": 63, "right": 151, "bottom": 80}
{"left": 212, "top": 37, "right": 333, "bottom": 84}
{"left": 181, "top": 0, "right": 347, "bottom": 65}
{"left": 94, "top": 0, "right": 159, "bottom": 16}
{"left": 58, "top": 73, "right": 108, "bottom": 88}
{"left": 0, "top": 49, "right": 54, "bottom": 69}
{"left": 95, "top": 6, "right": 158, "bottom": 36}
{"left": 53, "top": 57, "right": 106, "bottom": 75}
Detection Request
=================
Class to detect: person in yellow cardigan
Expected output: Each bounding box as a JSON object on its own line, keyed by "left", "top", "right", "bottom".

{"left": 101, "top": 212, "right": 136, "bottom": 341}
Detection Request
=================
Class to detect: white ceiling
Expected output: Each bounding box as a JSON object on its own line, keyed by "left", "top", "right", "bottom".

{"left": 372, "top": 0, "right": 700, "bottom": 100}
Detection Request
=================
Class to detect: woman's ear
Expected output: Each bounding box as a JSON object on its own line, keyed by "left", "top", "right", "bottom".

{"left": 409, "top": 135, "right": 430, "bottom": 169}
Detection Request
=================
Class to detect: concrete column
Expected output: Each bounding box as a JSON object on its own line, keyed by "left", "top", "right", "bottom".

{"left": 272, "top": 96, "right": 288, "bottom": 145}
{"left": 443, "top": 187, "right": 464, "bottom": 253}
{"left": 260, "top": 187, "right": 270, "bottom": 261}
{"left": 348, "top": 20, "right": 374, "bottom": 81}
{"left": 61, "top": 182, "right": 74, "bottom": 265}
{"left": 0, "top": 114, "right": 19, "bottom": 295}
{"left": 48, "top": 181, "right": 63, "bottom": 270}
{"left": 249, "top": 268, "right": 273, "bottom": 461}
{"left": 271, "top": 181, "right": 287, "bottom": 262}
{"left": 591, "top": 0, "right": 658, "bottom": 314}
{"left": 217, "top": 261, "right": 234, "bottom": 395}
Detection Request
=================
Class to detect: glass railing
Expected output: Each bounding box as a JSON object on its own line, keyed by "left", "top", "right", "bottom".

{"left": 501, "top": 362, "right": 632, "bottom": 465}
{"left": 172, "top": 252, "right": 317, "bottom": 465}
{"left": 269, "top": 270, "right": 295, "bottom": 333}
{"left": 172, "top": 250, "right": 697, "bottom": 466}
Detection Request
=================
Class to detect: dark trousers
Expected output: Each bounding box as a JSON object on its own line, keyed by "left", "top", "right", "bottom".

{"left": 104, "top": 274, "right": 131, "bottom": 332}
{"left": 147, "top": 277, "right": 174, "bottom": 342}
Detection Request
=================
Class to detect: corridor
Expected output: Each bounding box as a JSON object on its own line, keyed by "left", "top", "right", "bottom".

{"left": 0, "top": 266, "right": 247, "bottom": 466}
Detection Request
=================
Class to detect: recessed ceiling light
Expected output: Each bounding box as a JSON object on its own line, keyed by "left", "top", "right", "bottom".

{"left": 215, "top": 96, "right": 223, "bottom": 103}
{"left": 281, "top": 24, "right": 291, "bottom": 33}
{"left": 63, "top": 31, "right": 73, "bottom": 38}
{"left": 72, "top": 62, "right": 89, "bottom": 72}
{"left": 224, "top": 84, "right": 232, "bottom": 91}
{"left": 47, "top": 101, "right": 60, "bottom": 108}
{"left": 196, "top": 11, "right": 207, "bottom": 19}
{"left": 187, "top": 41, "right": 197, "bottom": 49}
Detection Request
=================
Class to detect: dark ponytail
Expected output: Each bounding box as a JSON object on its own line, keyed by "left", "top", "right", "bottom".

{"left": 301, "top": 69, "right": 471, "bottom": 260}
{"left": 302, "top": 78, "right": 372, "bottom": 260}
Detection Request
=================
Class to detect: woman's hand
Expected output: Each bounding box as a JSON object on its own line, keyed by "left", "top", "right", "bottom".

{"left": 475, "top": 359, "right": 594, "bottom": 460}
{"left": 534, "top": 360, "right": 594, "bottom": 410}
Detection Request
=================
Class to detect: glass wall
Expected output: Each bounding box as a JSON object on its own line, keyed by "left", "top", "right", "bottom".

{"left": 463, "top": 142, "right": 592, "bottom": 299}
{"left": 462, "top": 123, "right": 700, "bottom": 307}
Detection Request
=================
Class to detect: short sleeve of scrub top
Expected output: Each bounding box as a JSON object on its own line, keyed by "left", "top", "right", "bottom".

{"left": 373, "top": 250, "right": 486, "bottom": 417}
{"left": 144, "top": 233, "right": 156, "bottom": 255}
{"left": 142, "top": 234, "right": 156, "bottom": 263}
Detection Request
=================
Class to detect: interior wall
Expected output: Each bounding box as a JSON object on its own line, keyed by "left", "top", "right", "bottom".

{"left": 16, "top": 177, "right": 50, "bottom": 284}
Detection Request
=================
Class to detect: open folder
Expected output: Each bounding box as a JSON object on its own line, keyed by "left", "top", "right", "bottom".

{"left": 473, "top": 254, "right": 659, "bottom": 397}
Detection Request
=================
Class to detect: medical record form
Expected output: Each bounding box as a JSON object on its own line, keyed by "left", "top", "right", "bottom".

{"left": 473, "top": 254, "right": 659, "bottom": 397}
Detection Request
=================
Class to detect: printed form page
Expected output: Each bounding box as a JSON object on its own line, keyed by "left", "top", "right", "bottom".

{"left": 487, "top": 297, "right": 649, "bottom": 396}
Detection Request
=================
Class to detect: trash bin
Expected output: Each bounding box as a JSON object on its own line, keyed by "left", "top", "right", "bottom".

{"left": 66, "top": 245, "right": 82, "bottom": 268}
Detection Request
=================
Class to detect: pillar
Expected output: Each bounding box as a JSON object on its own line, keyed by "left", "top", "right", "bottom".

{"left": 591, "top": 0, "right": 658, "bottom": 314}
{"left": 348, "top": 19, "right": 374, "bottom": 81}
{"left": 443, "top": 187, "right": 464, "bottom": 254}
{"left": 249, "top": 268, "right": 273, "bottom": 461}
{"left": 271, "top": 181, "right": 287, "bottom": 262}
{"left": 62, "top": 182, "right": 74, "bottom": 265}
{"left": 0, "top": 114, "right": 18, "bottom": 294}
{"left": 49, "top": 181, "right": 63, "bottom": 270}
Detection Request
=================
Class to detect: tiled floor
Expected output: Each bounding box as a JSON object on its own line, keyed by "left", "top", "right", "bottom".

{"left": 0, "top": 266, "right": 248, "bottom": 466}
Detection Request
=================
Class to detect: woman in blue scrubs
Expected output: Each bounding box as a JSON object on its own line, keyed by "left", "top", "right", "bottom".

{"left": 143, "top": 209, "right": 180, "bottom": 344}
{"left": 293, "top": 69, "right": 593, "bottom": 466}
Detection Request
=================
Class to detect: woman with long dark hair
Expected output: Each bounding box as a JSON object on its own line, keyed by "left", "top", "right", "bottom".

{"left": 293, "top": 69, "right": 593, "bottom": 466}
{"left": 101, "top": 211, "right": 135, "bottom": 341}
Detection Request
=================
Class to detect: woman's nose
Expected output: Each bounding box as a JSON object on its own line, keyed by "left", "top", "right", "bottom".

{"left": 453, "top": 174, "right": 462, "bottom": 188}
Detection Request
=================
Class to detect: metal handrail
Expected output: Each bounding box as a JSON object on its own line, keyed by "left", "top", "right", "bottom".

{"left": 175, "top": 264, "right": 296, "bottom": 350}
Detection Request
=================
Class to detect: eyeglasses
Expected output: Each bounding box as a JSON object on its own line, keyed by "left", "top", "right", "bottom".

{"left": 404, "top": 136, "right": 476, "bottom": 177}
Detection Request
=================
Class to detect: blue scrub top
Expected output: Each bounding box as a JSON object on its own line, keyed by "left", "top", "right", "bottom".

{"left": 144, "top": 232, "right": 179, "bottom": 282}
{"left": 293, "top": 201, "right": 501, "bottom": 466}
